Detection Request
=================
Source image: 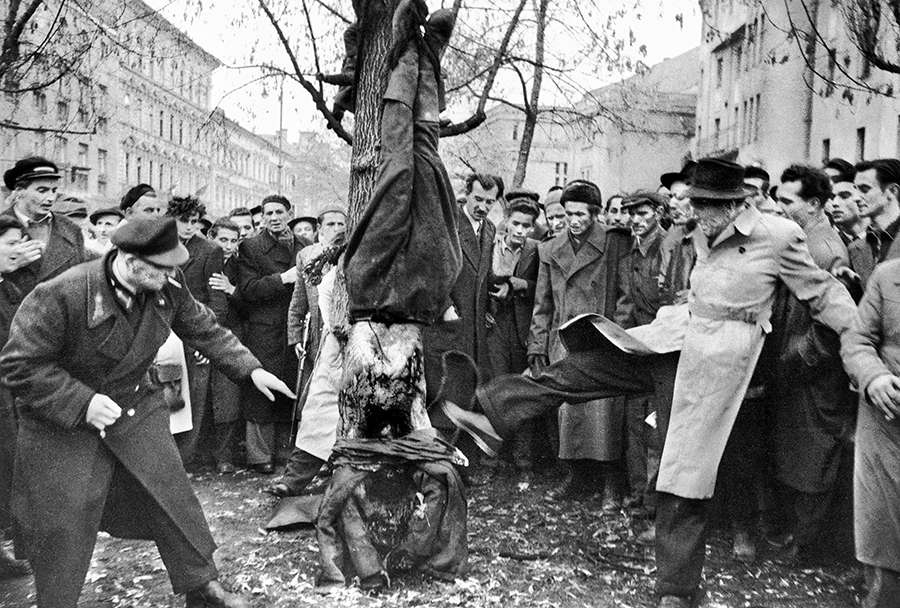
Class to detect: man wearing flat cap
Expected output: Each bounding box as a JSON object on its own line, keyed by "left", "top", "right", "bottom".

{"left": 0, "top": 217, "right": 294, "bottom": 608}
{"left": 440, "top": 158, "right": 859, "bottom": 608}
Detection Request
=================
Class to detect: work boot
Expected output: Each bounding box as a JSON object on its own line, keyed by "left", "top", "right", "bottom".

{"left": 658, "top": 595, "right": 691, "bottom": 608}
{"left": 732, "top": 529, "right": 757, "bottom": 562}
{"left": 185, "top": 580, "right": 248, "bottom": 608}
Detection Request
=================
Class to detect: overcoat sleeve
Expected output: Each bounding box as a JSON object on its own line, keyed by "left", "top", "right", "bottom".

{"left": 204, "top": 245, "right": 229, "bottom": 323}
{"left": 0, "top": 283, "right": 95, "bottom": 429}
{"left": 237, "top": 240, "right": 291, "bottom": 302}
{"left": 526, "top": 249, "right": 552, "bottom": 357}
{"left": 171, "top": 278, "right": 262, "bottom": 381}
{"left": 613, "top": 252, "right": 635, "bottom": 328}
{"left": 287, "top": 257, "right": 310, "bottom": 346}
{"left": 841, "top": 265, "right": 892, "bottom": 393}
{"left": 777, "top": 226, "right": 858, "bottom": 338}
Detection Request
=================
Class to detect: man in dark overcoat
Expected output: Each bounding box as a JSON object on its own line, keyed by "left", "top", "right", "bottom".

{"left": 237, "top": 194, "right": 311, "bottom": 473}
{"left": 423, "top": 173, "right": 499, "bottom": 470}
{"left": 166, "top": 196, "right": 228, "bottom": 467}
{"left": 0, "top": 218, "right": 293, "bottom": 608}
{"left": 0, "top": 157, "right": 89, "bottom": 576}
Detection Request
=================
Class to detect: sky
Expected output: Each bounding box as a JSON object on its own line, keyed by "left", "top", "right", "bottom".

{"left": 146, "top": 0, "right": 703, "bottom": 138}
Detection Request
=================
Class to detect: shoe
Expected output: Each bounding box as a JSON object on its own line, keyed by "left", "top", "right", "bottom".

{"left": 658, "top": 595, "right": 691, "bottom": 608}
{"left": 546, "top": 478, "right": 596, "bottom": 501}
{"left": 623, "top": 495, "right": 643, "bottom": 509}
{"left": 462, "top": 470, "right": 491, "bottom": 488}
{"left": 253, "top": 463, "right": 275, "bottom": 475}
{"left": 636, "top": 524, "right": 656, "bottom": 546}
{"left": 185, "top": 580, "right": 248, "bottom": 608}
{"left": 732, "top": 530, "right": 756, "bottom": 562}
{"left": 601, "top": 488, "right": 623, "bottom": 512}
{"left": 264, "top": 482, "right": 294, "bottom": 498}
{"left": 0, "top": 543, "right": 30, "bottom": 578}
{"left": 439, "top": 400, "right": 502, "bottom": 457}
{"left": 216, "top": 462, "right": 235, "bottom": 475}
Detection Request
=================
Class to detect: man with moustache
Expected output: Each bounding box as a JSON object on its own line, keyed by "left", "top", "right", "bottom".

{"left": 0, "top": 217, "right": 294, "bottom": 608}
{"left": 849, "top": 159, "right": 900, "bottom": 288}
{"left": 238, "top": 195, "right": 310, "bottom": 473}
{"left": 441, "top": 158, "right": 859, "bottom": 608}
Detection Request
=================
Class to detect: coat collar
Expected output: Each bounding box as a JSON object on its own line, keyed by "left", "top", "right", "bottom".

{"left": 548, "top": 223, "right": 606, "bottom": 277}
{"left": 86, "top": 252, "right": 172, "bottom": 329}
{"left": 708, "top": 204, "right": 759, "bottom": 250}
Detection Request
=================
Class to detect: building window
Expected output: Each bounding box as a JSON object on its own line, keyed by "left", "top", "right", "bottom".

{"left": 57, "top": 100, "right": 69, "bottom": 123}
{"left": 159, "top": 111, "right": 165, "bottom": 137}
{"left": 860, "top": 53, "right": 872, "bottom": 79}
{"left": 179, "top": 121, "right": 184, "bottom": 145}
{"left": 826, "top": 49, "right": 837, "bottom": 96}
{"left": 55, "top": 136, "right": 68, "bottom": 163}
{"left": 857, "top": 127, "right": 866, "bottom": 161}
{"left": 170, "top": 115, "right": 174, "bottom": 141}
{"left": 512, "top": 124, "right": 518, "bottom": 140}
{"left": 716, "top": 57, "right": 724, "bottom": 88}
{"left": 136, "top": 156, "right": 142, "bottom": 182}
{"left": 735, "top": 45, "right": 742, "bottom": 74}
{"left": 33, "top": 91, "right": 47, "bottom": 113}
{"left": 149, "top": 160, "right": 154, "bottom": 186}
{"left": 822, "top": 138, "right": 831, "bottom": 164}
{"left": 754, "top": 94, "right": 761, "bottom": 141}
{"left": 554, "top": 162, "right": 568, "bottom": 187}
{"left": 98, "top": 149, "right": 108, "bottom": 175}
{"left": 77, "top": 143, "right": 89, "bottom": 167}
{"left": 72, "top": 168, "right": 88, "bottom": 192}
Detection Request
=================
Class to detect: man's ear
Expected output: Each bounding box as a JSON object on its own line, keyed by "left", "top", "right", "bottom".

{"left": 888, "top": 183, "right": 900, "bottom": 200}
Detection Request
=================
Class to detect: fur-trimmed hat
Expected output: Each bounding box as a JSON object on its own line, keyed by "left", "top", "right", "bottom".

{"left": 559, "top": 180, "right": 602, "bottom": 209}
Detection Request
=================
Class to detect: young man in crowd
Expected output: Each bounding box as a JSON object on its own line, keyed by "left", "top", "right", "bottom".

{"left": 167, "top": 196, "right": 228, "bottom": 469}
{"left": 487, "top": 197, "right": 541, "bottom": 481}
{"left": 289, "top": 216, "right": 317, "bottom": 242}
{"left": 227, "top": 207, "right": 256, "bottom": 243}
{"left": 850, "top": 159, "right": 900, "bottom": 288}
{"left": 542, "top": 187, "right": 567, "bottom": 240}
{"left": 828, "top": 168, "right": 868, "bottom": 246}
{"left": 88, "top": 207, "right": 125, "bottom": 255}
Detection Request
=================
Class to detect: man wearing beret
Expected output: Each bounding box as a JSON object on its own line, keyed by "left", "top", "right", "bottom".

{"left": 442, "top": 158, "right": 859, "bottom": 607}
{"left": 527, "top": 179, "right": 628, "bottom": 503}
{"left": 0, "top": 217, "right": 294, "bottom": 608}
{"left": 120, "top": 183, "right": 164, "bottom": 218}
{"left": 238, "top": 194, "right": 311, "bottom": 473}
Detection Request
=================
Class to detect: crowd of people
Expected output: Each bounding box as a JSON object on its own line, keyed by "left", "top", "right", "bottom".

{"left": 1, "top": 149, "right": 900, "bottom": 608}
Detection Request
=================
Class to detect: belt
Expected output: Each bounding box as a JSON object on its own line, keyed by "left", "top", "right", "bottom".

{"left": 688, "top": 301, "right": 769, "bottom": 330}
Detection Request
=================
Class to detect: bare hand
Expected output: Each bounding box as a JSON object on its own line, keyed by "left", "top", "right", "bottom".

{"left": 866, "top": 374, "right": 900, "bottom": 420}
{"left": 194, "top": 351, "right": 209, "bottom": 365}
{"left": 250, "top": 368, "right": 296, "bottom": 402}
{"left": 208, "top": 272, "right": 235, "bottom": 295}
{"left": 280, "top": 267, "right": 298, "bottom": 284}
{"left": 85, "top": 393, "right": 122, "bottom": 433}
{"left": 489, "top": 282, "right": 510, "bottom": 299}
{"left": 8, "top": 241, "right": 44, "bottom": 271}
{"left": 442, "top": 305, "right": 460, "bottom": 322}
{"left": 833, "top": 265, "right": 861, "bottom": 284}
{"left": 508, "top": 276, "right": 528, "bottom": 292}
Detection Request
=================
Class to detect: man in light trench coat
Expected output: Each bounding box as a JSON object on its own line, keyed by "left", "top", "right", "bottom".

{"left": 441, "top": 158, "right": 859, "bottom": 608}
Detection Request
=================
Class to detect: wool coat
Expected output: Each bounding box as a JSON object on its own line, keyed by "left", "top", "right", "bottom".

{"left": 0, "top": 254, "right": 260, "bottom": 602}
{"left": 208, "top": 256, "right": 244, "bottom": 425}
{"left": 528, "top": 225, "right": 628, "bottom": 461}
{"left": 424, "top": 207, "right": 495, "bottom": 420}
{"left": 771, "top": 214, "right": 855, "bottom": 494}
{"left": 237, "top": 230, "right": 308, "bottom": 423}
{"left": 842, "top": 258, "right": 900, "bottom": 573}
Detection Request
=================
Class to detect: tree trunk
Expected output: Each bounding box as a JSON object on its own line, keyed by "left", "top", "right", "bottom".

{"left": 511, "top": 0, "right": 549, "bottom": 188}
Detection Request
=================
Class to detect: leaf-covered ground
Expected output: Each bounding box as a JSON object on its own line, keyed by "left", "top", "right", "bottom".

{"left": 1, "top": 466, "right": 862, "bottom": 607}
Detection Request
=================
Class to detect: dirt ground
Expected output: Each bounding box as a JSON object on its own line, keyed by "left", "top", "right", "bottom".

{"left": 0, "top": 466, "right": 862, "bottom": 608}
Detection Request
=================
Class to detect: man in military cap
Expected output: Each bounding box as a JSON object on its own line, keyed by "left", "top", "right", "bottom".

{"left": 0, "top": 217, "right": 294, "bottom": 608}
{"left": 442, "top": 158, "right": 859, "bottom": 608}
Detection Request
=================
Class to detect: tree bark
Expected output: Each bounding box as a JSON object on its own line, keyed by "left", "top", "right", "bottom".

{"left": 511, "top": 0, "right": 549, "bottom": 188}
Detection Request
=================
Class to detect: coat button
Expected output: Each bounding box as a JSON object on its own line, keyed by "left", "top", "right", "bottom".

{"left": 127, "top": 409, "right": 135, "bottom": 417}
{"left": 134, "top": 385, "right": 140, "bottom": 392}
{"left": 739, "top": 247, "right": 746, "bottom": 253}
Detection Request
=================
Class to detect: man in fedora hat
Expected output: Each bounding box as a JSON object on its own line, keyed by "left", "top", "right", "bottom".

{"left": 440, "top": 158, "right": 859, "bottom": 607}
{"left": 0, "top": 217, "right": 295, "bottom": 608}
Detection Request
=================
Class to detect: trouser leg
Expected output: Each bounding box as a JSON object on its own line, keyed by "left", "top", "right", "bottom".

{"left": 32, "top": 448, "right": 114, "bottom": 608}
{"left": 864, "top": 566, "right": 900, "bottom": 608}
{"left": 655, "top": 491, "right": 710, "bottom": 600}
{"left": 245, "top": 421, "right": 274, "bottom": 465}
{"left": 625, "top": 394, "right": 652, "bottom": 501}
{"left": 211, "top": 420, "right": 238, "bottom": 465}
{"left": 176, "top": 359, "right": 211, "bottom": 466}
{"left": 0, "top": 390, "right": 16, "bottom": 533}
{"left": 719, "top": 398, "right": 765, "bottom": 531}
{"left": 280, "top": 448, "right": 327, "bottom": 493}
{"left": 477, "top": 346, "right": 653, "bottom": 440}
{"left": 792, "top": 489, "right": 831, "bottom": 550}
